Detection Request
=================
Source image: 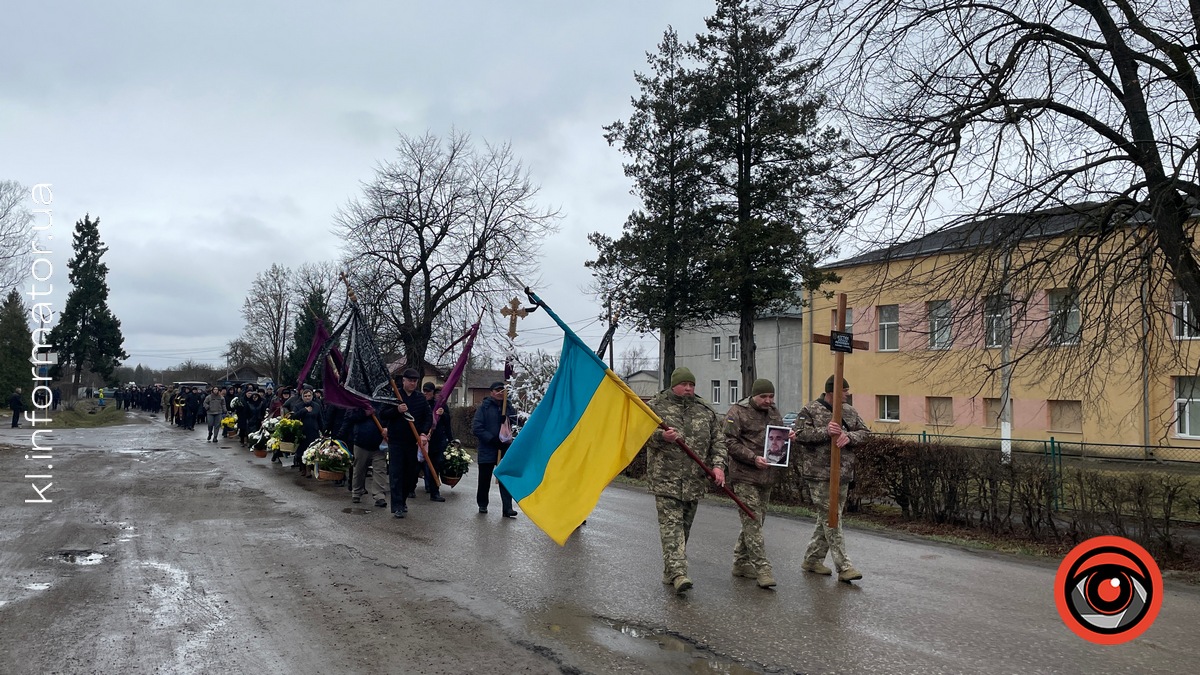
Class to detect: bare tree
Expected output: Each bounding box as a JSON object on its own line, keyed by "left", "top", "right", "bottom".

{"left": 618, "top": 344, "right": 655, "bottom": 378}
{"left": 337, "top": 130, "right": 560, "bottom": 375}
{"left": 292, "top": 260, "right": 346, "bottom": 323}
{"left": 768, "top": 1, "right": 1200, "bottom": 396}
{"left": 509, "top": 348, "right": 560, "bottom": 414}
{"left": 238, "top": 263, "right": 292, "bottom": 384}
{"left": 222, "top": 338, "right": 257, "bottom": 372}
{"left": 0, "top": 180, "right": 35, "bottom": 294}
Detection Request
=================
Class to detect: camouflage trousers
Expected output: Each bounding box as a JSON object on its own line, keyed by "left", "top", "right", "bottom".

{"left": 804, "top": 479, "right": 853, "bottom": 572}
{"left": 732, "top": 482, "right": 773, "bottom": 573}
{"left": 655, "top": 495, "right": 699, "bottom": 582}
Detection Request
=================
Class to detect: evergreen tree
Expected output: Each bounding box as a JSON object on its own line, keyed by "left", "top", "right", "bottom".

{"left": 47, "top": 215, "right": 128, "bottom": 386}
{"left": 281, "top": 286, "right": 330, "bottom": 388}
{"left": 591, "top": 27, "right": 722, "bottom": 386}
{"left": 690, "top": 0, "right": 850, "bottom": 389}
{"left": 134, "top": 363, "right": 145, "bottom": 385}
{"left": 0, "top": 289, "right": 32, "bottom": 409}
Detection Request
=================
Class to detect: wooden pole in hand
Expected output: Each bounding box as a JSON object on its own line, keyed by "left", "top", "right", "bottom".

{"left": 828, "top": 294, "right": 847, "bottom": 529}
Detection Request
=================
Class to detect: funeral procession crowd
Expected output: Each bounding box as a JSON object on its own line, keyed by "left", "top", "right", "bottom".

{"left": 11, "top": 361, "right": 869, "bottom": 596}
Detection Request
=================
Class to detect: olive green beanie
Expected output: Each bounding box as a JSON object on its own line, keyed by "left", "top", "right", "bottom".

{"left": 750, "top": 378, "right": 774, "bottom": 396}
{"left": 670, "top": 367, "right": 696, "bottom": 387}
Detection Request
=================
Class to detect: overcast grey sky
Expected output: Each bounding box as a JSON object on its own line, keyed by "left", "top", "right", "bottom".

{"left": 3, "top": 1, "right": 711, "bottom": 369}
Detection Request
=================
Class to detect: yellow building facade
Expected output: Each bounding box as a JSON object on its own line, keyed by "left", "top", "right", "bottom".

{"left": 801, "top": 210, "right": 1200, "bottom": 462}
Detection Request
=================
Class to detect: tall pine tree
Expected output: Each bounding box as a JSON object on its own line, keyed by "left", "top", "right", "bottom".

{"left": 47, "top": 215, "right": 128, "bottom": 386}
{"left": 591, "top": 27, "right": 722, "bottom": 386}
{"left": 0, "top": 289, "right": 33, "bottom": 409}
{"left": 281, "top": 286, "right": 330, "bottom": 388}
{"left": 691, "top": 0, "right": 850, "bottom": 389}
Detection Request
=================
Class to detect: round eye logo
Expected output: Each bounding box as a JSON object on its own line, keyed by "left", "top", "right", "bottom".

{"left": 1055, "top": 536, "right": 1163, "bottom": 644}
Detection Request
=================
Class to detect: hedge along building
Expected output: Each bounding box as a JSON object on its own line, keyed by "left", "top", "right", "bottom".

{"left": 802, "top": 203, "right": 1200, "bottom": 462}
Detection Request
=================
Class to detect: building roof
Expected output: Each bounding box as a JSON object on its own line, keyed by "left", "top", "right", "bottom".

{"left": 823, "top": 202, "right": 1115, "bottom": 270}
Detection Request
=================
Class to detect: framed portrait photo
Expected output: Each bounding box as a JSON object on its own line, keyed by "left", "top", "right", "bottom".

{"left": 763, "top": 425, "right": 791, "bottom": 467}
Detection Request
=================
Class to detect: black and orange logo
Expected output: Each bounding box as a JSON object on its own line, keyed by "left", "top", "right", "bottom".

{"left": 1055, "top": 536, "right": 1163, "bottom": 644}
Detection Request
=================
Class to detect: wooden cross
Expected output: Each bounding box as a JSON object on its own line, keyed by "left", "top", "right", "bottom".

{"left": 810, "top": 293, "right": 867, "bottom": 528}
{"left": 500, "top": 297, "right": 529, "bottom": 340}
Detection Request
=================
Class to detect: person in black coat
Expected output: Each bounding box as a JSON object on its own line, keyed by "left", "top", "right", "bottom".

{"left": 238, "top": 389, "right": 266, "bottom": 447}
{"left": 291, "top": 386, "right": 324, "bottom": 474}
{"left": 471, "top": 382, "right": 520, "bottom": 517}
{"left": 9, "top": 388, "right": 24, "bottom": 428}
{"left": 379, "top": 369, "right": 430, "bottom": 518}
{"left": 422, "top": 382, "right": 453, "bottom": 502}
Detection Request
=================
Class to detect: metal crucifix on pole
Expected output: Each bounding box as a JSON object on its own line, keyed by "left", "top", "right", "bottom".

{"left": 810, "top": 293, "right": 867, "bottom": 529}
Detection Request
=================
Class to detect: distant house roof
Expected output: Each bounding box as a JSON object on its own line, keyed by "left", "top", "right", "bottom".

{"left": 823, "top": 202, "right": 1116, "bottom": 270}
{"left": 467, "top": 368, "right": 506, "bottom": 389}
{"left": 385, "top": 357, "right": 448, "bottom": 378}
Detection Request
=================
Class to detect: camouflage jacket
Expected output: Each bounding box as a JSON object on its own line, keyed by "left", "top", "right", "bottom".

{"left": 644, "top": 390, "right": 727, "bottom": 500}
{"left": 724, "top": 399, "right": 785, "bottom": 487}
{"left": 792, "top": 396, "right": 870, "bottom": 481}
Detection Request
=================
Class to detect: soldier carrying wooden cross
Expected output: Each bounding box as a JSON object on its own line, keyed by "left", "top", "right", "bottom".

{"left": 793, "top": 292, "right": 872, "bottom": 583}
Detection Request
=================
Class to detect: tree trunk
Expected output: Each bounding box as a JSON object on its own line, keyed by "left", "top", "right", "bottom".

{"left": 661, "top": 325, "right": 678, "bottom": 389}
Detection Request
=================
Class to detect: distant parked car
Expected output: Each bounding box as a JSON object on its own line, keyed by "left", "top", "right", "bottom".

{"left": 782, "top": 411, "right": 798, "bottom": 426}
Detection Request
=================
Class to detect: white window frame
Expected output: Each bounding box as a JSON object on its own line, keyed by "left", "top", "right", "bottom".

{"left": 1177, "top": 376, "right": 1200, "bottom": 438}
{"left": 928, "top": 300, "right": 952, "bottom": 350}
{"left": 729, "top": 335, "right": 740, "bottom": 361}
{"left": 711, "top": 380, "right": 722, "bottom": 404}
{"left": 1173, "top": 286, "right": 1200, "bottom": 339}
{"left": 1048, "top": 289, "right": 1081, "bottom": 346}
{"left": 877, "top": 394, "right": 900, "bottom": 422}
{"left": 844, "top": 307, "right": 854, "bottom": 335}
{"left": 729, "top": 379, "right": 739, "bottom": 402}
{"left": 878, "top": 305, "right": 899, "bottom": 352}
{"left": 711, "top": 336, "right": 721, "bottom": 361}
{"left": 984, "top": 294, "right": 1010, "bottom": 348}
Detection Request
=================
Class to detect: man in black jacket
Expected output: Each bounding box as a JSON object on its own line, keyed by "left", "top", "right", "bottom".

{"left": 9, "top": 388, "right": 24, "bottom": 428}
{"left": 471, "top": 382, "right": 520, "bottom": 518}
{"left": 380, "top": 369, "right": 430, "bottom": 518}
{"left": 422, "top": 382, "right": 452, "bottom": 502}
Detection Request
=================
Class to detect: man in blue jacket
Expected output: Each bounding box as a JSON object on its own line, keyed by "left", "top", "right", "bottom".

{"left": 472, "top": 381, "right": 519, "bottom": 518}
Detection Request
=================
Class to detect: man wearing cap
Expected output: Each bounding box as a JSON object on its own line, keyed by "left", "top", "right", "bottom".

{"left": 422, "top": 382, "right": 452, "bottom": 502}
{"left": 724, "top": 378, "right": 789, "bottom": 589}
{"left": 644, "top": 367, "right": 727, "bottom": 595}
{"left": 793, "top": 376, "right": 870, "bottom": 583}
{"left": 380, "top": 368, "right": 431, "bottom": 518}
{"left": 471, "top": 381, "right": 519, "bottom": 517}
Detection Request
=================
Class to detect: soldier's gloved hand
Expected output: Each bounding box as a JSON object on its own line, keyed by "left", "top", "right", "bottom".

{"left": 711, "top": 467, "right": 725, "bottom": 487}
{"left": 827, "top": 421, "right": 843, "bottom": 436}
{"left": 835, "top": 432, "right": 850, "bottom": 448}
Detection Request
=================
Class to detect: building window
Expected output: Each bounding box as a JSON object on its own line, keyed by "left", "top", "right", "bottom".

{"left": 927, "top": 396, "right": 953, "bottom": 426}
{"left": 729, "top": 379, "right": 739, "bottom": 402}
{"left": 711, "top": 380, "right": 722, "bottom": 404}
{"left": 878, "top": 305, "right": 899, "bottom": 351}
{"left": 1177, "top": 377, "right": 1200, "bottom": 437}
{"left": 984, "top": 397, "right": 1002, "bottom": 428}
{"left": 1048, "top": 289, "right": 1081, "bottom": 345}
{"left": 1173, "top": 286, "right": 1200, "bottom": 339}
{"left": 984, "top": 294, "right": 1010, "bottom": 348}
{"left": 877, "top": 395, "right": 900, "bottom": 422}
{"left": 729, "top": 335, "right": 740, "bottom": 361}
{"left": 928, "top": 300, "right": 952, "bottom": 350}
{"left": 712, "top": 336, "right": 721, "bottom": 361}
{"left": 1048, "top": 399, "right": 1083, "bottom": 433}
{"left": 844, "top": 307, "right": 854, "bottom": 334}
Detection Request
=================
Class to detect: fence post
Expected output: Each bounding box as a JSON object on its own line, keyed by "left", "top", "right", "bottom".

{"left": 1049, "top": 437, "right": 1060, "bottom": 511}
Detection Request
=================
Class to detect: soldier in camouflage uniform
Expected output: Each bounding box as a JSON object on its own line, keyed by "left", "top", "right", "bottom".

{"left": 645, "top": 367, "right": 727, "bottom": 595}
{"left": 724, "top": 378, "right": 789, "bottom": 589}
{"left": 793, "top": 375, "right": 871, "bottom": 583}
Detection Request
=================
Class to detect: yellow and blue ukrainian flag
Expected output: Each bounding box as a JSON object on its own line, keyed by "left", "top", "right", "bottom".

{"left": 495, "top": 294, "right": 662, "bottom": 545}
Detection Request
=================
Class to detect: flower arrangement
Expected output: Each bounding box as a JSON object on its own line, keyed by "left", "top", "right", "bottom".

{"left": 221, "top": 415, "right": 238, "bottom": 430}
{"left": 443, "top": 444, "right": 471, "bottom": 477}
{"left": 302, "top": 438, "right": 352, "bottom": 472}
{"left": 274, "top": 417, "right": 304, "bottom": 444}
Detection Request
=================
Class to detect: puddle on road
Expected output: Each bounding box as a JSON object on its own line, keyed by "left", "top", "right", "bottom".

{"left": 541, "top": 611, "right": 763, "bottom": 674}
{"left": 341, "top": 508, "right": 374, "bottom": 515}
{"left": 51, "top": 549, "right": 106, "bottom": 565}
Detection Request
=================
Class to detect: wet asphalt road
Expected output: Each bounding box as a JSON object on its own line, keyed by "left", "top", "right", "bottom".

{"left": 2, "top": 416, "right": 1199, "bottom": 674}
